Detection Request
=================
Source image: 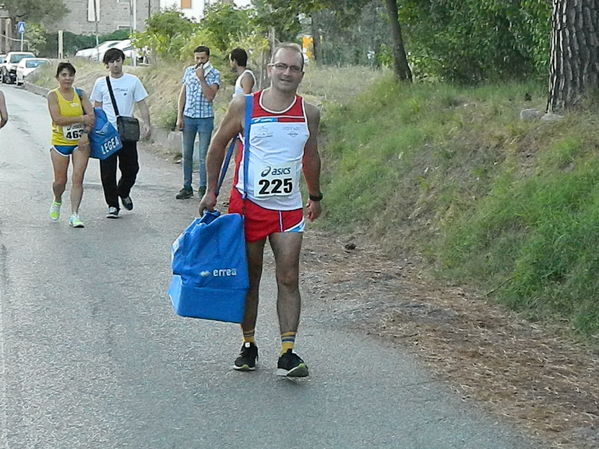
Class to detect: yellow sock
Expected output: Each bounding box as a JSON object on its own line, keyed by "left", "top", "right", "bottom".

{"left": 281, "top": 331, "right": 296, "bottom": 354}
{"left": 243, "top": 329, "right": 255, "bottom": 344}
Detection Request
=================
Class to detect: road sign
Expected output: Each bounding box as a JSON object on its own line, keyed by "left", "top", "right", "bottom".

{"left": 16, "top": 21, "right": 25, "bottom": 34}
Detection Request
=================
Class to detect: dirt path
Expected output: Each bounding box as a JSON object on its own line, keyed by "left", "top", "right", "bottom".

{"left": 301, "top": 230, "right": 599, "bottom": 449}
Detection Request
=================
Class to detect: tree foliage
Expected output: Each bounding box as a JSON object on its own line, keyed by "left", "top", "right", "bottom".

{"left": 194, "top": 3, "right": 254, "bottom": 52}
{"left": 134, "top": 5, "right": 268, "bottom": 69}
{"left": 252, "top": 0, "right": 372, "bottom": 43}
{"left": 0, "top": 0, "right": 67, "bottom": 23}
{"left": 24, "top": 23, "right": 46, "bottom": 54}
{"left": 399, "top": 0, "right": 552, "bottom": 82}
{"left": 132, "top": 9, "right": 196, "bottom": 61}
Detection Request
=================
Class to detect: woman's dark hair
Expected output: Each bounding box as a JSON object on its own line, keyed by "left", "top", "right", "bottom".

{"left": 56, "top": 62, "right": 76, "bottom": 78}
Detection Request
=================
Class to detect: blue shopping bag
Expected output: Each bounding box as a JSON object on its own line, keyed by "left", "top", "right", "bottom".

{"left": 89, "top": 107, "right": 122, "bottom": 160}
{"left": 168, "top": 211, "right": 249, "bottom": 322}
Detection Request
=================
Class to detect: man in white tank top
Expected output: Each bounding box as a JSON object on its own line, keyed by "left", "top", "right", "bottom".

{"left": 229, "top": 48, "right": 255, "bottom": 96}
{"left": 200, "top": 43, "right": 322, "bottom": 378}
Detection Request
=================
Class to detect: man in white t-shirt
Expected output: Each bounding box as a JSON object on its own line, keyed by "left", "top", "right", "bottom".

{"left": 91, "top": 48, "right": 151, "bottom": 218}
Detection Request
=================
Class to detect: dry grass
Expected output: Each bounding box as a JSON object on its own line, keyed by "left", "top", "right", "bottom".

{"left": 301, "top": 230, "right": 599, "bottom": 449}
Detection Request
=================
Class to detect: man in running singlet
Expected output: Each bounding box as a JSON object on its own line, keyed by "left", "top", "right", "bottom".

{"left": 199, "top": 43, "right": 322, "bottom": 378}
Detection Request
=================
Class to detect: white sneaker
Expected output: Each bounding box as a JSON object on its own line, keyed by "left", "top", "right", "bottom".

{"left": 106, "top": 207, "right": 119, "bottom": 219}
{"left": 69, "top": 214, "right": 85, "bottom": 228}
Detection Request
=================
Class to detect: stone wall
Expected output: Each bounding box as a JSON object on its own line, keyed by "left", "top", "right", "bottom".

{"left": 49, "top": 0, "right": 161, "bottom": 35}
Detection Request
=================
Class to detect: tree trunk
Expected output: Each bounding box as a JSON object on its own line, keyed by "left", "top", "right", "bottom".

{"left": 311, "top": 12, "right": 323, "bottom": 65}
{"left": 383, "top": 0, "right": 412, "bottom": 82}
{"left": 547, "top": 0, "right": 599, "bottom": 112}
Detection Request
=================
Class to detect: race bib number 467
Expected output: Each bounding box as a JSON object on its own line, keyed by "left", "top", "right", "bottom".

{"left": 62, "top": 123, "right": 84, "bottom": 141}
{"left": 254, "top": 163, "right": 299, "bottom": 198}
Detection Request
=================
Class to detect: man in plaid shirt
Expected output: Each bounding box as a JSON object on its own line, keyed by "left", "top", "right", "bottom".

{"left": 176, "top": 45, "right": 221, "bottom": 199}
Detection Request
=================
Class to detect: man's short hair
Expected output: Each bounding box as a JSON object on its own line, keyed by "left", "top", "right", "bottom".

{"left": 271, "top": 43, "right": 304, "bottom": 71}
{"left": 230, "top": 48, "right": 248, "bottom": 67}
{"left": 194, "top": 46, "right": 210, "bottom": 56}
{"left": 56, "top": 62, "right": 76, "bottom": 77}
{"left": 103, "top": 48, "right": 125, "bottom": 64}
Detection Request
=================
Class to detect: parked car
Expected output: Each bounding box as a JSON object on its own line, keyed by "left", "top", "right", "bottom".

{"left": 0, "top": 55, "right": 6, "bottom": 65}
{"left": 113, "top": 39, "right": 141, "bottom": 62}
{"left": 16, "top": 58, "right": 50, "bottom": 85}
{"left": 75, "top": 40, "right": 122, "bottom": 61}
{"left": 1, "top": 52, "right": 35, "bottom": 84}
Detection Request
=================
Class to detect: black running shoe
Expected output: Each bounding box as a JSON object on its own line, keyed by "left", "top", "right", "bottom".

{"left": 233, "top": 342, "right": 258, "bottom": 371}
{"left": 121, "top": 196, "right": 133, "bottom": 210}
{"left": 176, "top": 187, "right": 193, "bottom": 200}
{"left": 276, "top": 349, "right": 309, "bottom": 377}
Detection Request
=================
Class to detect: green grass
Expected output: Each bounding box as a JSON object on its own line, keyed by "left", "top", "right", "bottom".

{"left": 319, "top": 74, "right": 599, "bottom": 339}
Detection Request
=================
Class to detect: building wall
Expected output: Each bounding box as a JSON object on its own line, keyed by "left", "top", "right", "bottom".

{"left": 160, "top": 0, "right": 206, "bottom": 22}
{"left": 48, "top": 0, "right": 161, "bottom": 35}
{"left": 159, "top": 0, "right": 237, "bottom": 23}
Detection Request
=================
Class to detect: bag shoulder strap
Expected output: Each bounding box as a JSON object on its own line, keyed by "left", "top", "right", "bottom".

{"left": 215, "top": 94, "right": 253, "bottom": 197}
{"left": 74, "top": 87, "right": 87, "bottom": 115}
{"left": 105, "top": 76, "right": 120, "bottom": 117}
{"left": 242, "top": 93, "right": 253, "bottom": 200}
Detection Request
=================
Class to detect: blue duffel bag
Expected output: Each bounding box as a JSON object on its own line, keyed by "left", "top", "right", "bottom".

{"left": 168, "top": 210, "right": 249, "bottom": 322}
{"left": 168, "top": 94, "right": 253, "bottom": 323}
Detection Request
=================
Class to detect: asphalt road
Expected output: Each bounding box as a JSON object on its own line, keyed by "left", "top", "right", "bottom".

{"left": 0, "top": 85, "right": 539, "bottom": 449}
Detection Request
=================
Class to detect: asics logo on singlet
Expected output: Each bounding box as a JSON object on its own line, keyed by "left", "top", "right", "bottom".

{"left": 200, "top": 269, "right": 238, "bottom": 277}
{"left": 261, "top": 167, "right": 291, "bottom": 177}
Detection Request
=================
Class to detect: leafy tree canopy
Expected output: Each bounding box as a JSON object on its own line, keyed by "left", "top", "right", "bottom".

{"left": 0, "top": 0, "right": 68, "bottom": 23}
{"left": 132, "top": 9, "right": 196, "bottom": 60}
{"left": 251, "top": 0, "right": 373, "bottom": 42}
{"left": 399, "top": 0, "right": 551, "bottom": 82}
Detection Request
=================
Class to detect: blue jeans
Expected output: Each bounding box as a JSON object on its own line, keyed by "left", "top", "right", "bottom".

{"left": 182, "top": 116, "right": 214, "bottom": 189}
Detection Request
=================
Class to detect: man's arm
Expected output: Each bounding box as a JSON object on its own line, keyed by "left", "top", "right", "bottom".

{"left": 136, "top": 99, "right": 151, "bottom": 139}
{"left": 240, "top": 73, "right": 255, "bottom": 94}
{"left": 198, "top": 96, "right": 245, "bottom": 215}
{"left": 195, "top": 66, "right": 219, "bottom": 102}
{"left": 0, "top": 92, "right": 8, "bottom": 129}
{"left": 302, "top": 102, "right": 322, "bottom": 222}
{"left": 176, "top": 84, "right": 186, "bottom": 130}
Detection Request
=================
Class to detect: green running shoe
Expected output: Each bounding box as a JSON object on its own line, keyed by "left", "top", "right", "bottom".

{"left": 69, "top": 214, "right": 85, "bottom": 228}
{"left": 49, "top": 201, "right": 61, "bottom": 221}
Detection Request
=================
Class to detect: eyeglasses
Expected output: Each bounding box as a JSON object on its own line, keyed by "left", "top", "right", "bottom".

{"left": 270, "top": 63, "right": 302, "bottom": 73}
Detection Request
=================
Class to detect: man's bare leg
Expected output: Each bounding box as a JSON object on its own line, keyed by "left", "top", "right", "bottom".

{"left": 233, "top": 238, "right": 265, "bottom": 371}
{"left": 270, "top": 232, "right": 308, "bottom": 377}
{"left": 269, "top": 232, "right": 303, "bottom": 334}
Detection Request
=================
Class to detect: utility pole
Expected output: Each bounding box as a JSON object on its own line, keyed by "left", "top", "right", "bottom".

{"left": 130, "top": 0, "right": 137, "bottom": 66}
{"left": 93, "top": 0, "right": 99, "bottom": 60}
{"left": 58, "top": 30, "right": 64, "bottom": 59}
